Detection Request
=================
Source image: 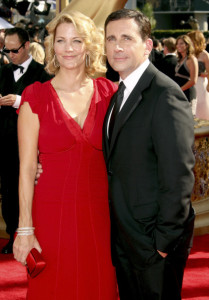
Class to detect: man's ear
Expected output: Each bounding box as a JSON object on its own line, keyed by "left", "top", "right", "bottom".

{"left": 144, "top": 38, "right": 153, "bottom": 56}
{"left": 24, "top": 41, "right": 30, "bottom": 50}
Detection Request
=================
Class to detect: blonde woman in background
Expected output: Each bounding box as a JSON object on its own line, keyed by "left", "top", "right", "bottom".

{"left": 13, "top": 11, "right": 118, "bottom": 300}
{"left": 29, "top": 42, "right": 45, "bottom": 65}
{"left": 188, "top": 30, "right": 209, "bottom": 120}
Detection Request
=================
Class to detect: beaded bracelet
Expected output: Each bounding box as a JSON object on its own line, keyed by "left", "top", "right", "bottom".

{"left": 16, "top": 227, "right": 35, "bottom": 236}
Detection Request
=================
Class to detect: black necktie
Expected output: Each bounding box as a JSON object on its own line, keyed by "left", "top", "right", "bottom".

{"left": 109, "top": 81, "right": 125, "bottom": 143}
{"left": 12, "top": 64, "right": 24, "bottom": 73}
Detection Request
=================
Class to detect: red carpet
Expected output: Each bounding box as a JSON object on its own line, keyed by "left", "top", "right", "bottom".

{"left": 0, "top": 235, "right": 208, "bottom": 299}
{"left": 0, "top": 239, "right": 27, "bottom": 300}
{"left": 182, "top": 234, "right": 209, "bottom": 300}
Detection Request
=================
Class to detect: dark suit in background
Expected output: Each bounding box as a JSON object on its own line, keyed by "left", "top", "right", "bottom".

{"left": 158, "top": 54, "right": 178, "bottom": 81}
{"left": 0, "top": 60, "right": 51, "bottom": 246}
{"left": 158, "top": 37, "right": 178, "bottom": 82}
{"left": 149, "top": 48, "right": 164, "bottom": 69}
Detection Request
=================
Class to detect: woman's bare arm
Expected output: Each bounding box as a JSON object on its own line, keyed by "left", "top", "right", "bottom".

{"left": 13, "top": 102, "right": 42, "bottom": 265}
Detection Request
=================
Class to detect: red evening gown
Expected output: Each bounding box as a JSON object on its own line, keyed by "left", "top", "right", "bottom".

{"left": 19, "top": 78, "right": 118, "bottom": 300}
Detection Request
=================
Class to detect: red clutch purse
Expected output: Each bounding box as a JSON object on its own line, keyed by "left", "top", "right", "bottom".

{"left": 26, "top": 248, "right": 46, "bottom": 278}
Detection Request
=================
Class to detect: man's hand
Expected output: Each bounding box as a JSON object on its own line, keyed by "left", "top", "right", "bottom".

{"left": 157, "top": 250, "right": 168, "bottom": 258}
{"left": 0, "top": 94, "right": 16, "bottom": 106}
{"left": 35, "top": 163, "right": 43, "bottom": 185}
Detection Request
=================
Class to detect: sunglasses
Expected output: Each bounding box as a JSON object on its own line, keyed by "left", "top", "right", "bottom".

{"left": 3, "top": 43, "right": 25, "bottom": 54}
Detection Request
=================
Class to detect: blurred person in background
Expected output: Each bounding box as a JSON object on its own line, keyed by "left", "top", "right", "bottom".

{"left": 158, "top": 37, "right": 177, "bottom": 81}
{"left": 0, "top": 35, "right": 9, "bottom": 67}
{"left": 0, "top": 27, "right": 51, "bottom": 254}
{"left": 29, "top": 41, "right": 45, "bottom": 64}
{"left": 187, "top": 30, "right": 209, "bottom": 120}
{"left": 149, "top": 37, "right": 164, "bottom": 69}
{"left": 174, "top": 35, "right": 198, "bottom": 116}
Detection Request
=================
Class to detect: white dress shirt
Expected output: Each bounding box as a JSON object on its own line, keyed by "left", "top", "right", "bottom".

{"left": 107, "top": 59, "right": 150, "bottom": 137}
{"left": 13, "top": 55, "right": 33, "bottom": 108}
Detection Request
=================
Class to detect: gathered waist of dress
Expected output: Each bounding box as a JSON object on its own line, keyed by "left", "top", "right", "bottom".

{"left": 38, "top": 150, "right": 73, "bottom": 163}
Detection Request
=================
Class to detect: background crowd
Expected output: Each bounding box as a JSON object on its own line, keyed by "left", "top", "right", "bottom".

{"left": 1, "top": 19, "right": 209, "bottom": 121}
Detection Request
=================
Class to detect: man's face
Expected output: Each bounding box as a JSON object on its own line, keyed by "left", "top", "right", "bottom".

{"left": 4, "top": 34, "right": 29, "bottom": 65}
{"left": 105, "top": 18, "right": 152, "bottom": 79}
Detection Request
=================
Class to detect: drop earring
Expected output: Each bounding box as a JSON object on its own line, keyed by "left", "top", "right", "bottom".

{"left": 53, "top": 54, "right": 59, "bottom": 68}
{"left": 85, "top": 54, "right": 90, "bottom": 67}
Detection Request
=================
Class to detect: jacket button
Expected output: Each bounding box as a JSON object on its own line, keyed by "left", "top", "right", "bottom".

{"left": 108, "top": 170, "right": 113, "bottom": 175}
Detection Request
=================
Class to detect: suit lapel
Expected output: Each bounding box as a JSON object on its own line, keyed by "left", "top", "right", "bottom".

{"left": 103, "top": 92, "right": 117, "bottom": 161}
{"left": 105, "top": 63, "right": 158, "bottom": 162}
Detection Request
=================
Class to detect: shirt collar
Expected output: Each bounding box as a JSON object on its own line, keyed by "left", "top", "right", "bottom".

{"left": 121, "top": 59, "right": 150, "bottom": 94}
{"left": 20, "top": 55, "right": 33, "bottom": 71}
{"left": 166, "top": 53, "right": 176, "bottom": 56}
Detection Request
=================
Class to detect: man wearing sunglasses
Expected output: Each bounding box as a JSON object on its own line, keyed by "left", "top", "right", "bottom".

{"left": 0, "top": 27, "right": 52, "bottom": 254}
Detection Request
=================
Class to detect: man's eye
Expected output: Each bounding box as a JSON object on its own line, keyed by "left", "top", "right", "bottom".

{"left": 107, "top": 37, "right": 115, "bottom": 42}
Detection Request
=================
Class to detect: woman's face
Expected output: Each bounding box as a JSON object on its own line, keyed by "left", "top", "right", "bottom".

{"left": 54, "top": 22, "right": 87, "bottom": 71}
{"left": 176, "top": 38, "right": 187, "bottom": 54}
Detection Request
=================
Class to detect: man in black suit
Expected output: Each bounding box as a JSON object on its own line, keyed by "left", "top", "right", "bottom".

{"left": 158, "top": 37, "right": 178, "bottom": 81}
{"left": 149, "top": 37, "right": 164, "bottom": 69}
{"left": 0, "top": 27, "right": 52, "bottom": 254}
{"left": 103, "top": 9, "right": 195, "bottom": 300}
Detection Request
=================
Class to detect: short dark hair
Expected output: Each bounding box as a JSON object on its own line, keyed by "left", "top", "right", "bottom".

{"left": 104, "top": 9, "right": 151, "bottom": 41}
{"left": 5, "top": 27, "right": 29, "bottom": 45}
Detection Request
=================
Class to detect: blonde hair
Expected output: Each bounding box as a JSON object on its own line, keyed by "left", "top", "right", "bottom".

{"left": 44, "top": 11, "right": 106, "bottom": 76}
{"left": 187, "top": 30, "right": 206, "bottom": 57}
{"left": 29, "top": 42, "right": 45, "bottom": 65}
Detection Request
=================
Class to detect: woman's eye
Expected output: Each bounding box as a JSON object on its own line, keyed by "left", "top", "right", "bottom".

{"left": 74, "top": 40, "right": 82, "bottom": 43}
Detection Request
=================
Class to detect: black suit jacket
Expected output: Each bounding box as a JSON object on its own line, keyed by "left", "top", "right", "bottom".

{"left": 0, "top": 59, "right": 52, "bottom": 137}
{"left": 149, "top": 48, "right": 164, "bottom": 69}
{"left": 103, "top": 63, "right": 195, "bottom": 270}
{"left": 158, "top": 54, "right": 178, "bottom": 81}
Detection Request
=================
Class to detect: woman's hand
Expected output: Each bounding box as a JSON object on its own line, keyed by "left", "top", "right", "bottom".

{"left": 13, "top": 234, "right": 42, "bottom": 266}
{"left": 35, "top": 163, "right": 43, "bottom": 185}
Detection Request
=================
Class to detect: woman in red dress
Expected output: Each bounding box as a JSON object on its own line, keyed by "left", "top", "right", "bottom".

{"left": 13, "top": 11, "right": 118, "bottom": 300}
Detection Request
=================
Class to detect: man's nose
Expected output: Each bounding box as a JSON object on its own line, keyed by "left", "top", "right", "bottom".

{"left": 9, "top": 53, "right": 14, "bottom": 59}
{"left": 115, "top": 44, "right": 124, "bottom": 52}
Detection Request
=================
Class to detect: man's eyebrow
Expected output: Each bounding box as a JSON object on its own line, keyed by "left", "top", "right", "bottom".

{"left": 121, "top": 34, "right": 132, "bottom": 39}
{"left": 106, "top": 35, "right": 115, "bottom": 39}
{"left": 106, "top": 34, "right": 133, "bottom": 39}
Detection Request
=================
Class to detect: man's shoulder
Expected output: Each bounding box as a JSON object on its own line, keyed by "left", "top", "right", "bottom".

{"left": 147, "top": 63, "right": 180, "bottom": 91}
{"left": 163, "top": 55, "right": 178, "bottom": 63}
{"left": 0, "top": 63, "right": 13, "bottom": 82}
{"left": 27, "top": 59, "right": 53, "bottom": 80}
{"left": 28, "top": 59, "right": 46, "bottom": 71}
{"left": 0, "top": 62, "right": 12, "bottom": 72}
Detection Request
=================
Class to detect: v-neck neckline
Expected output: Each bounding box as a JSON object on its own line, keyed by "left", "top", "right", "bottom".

{"left": 49, "top": 79, "right": 96, "bottom": 137}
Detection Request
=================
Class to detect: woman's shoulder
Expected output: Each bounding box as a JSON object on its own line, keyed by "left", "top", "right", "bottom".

{"left": 93, "top": 77, "right": 118, "bottom": 106}
{"left": 94, "top": 77, "right": 118, "bottom": 95}
{"left": 199, "top": 50, "right": 209, "bottom": 61}
{"left": 20, "top": 80, "right": 51, "bottom": 115}
{"left": 186, "top": 55, "right": 198, "bottom": 67}
{"left": 23, "top": 80, "right": 50, "bottom": 96}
